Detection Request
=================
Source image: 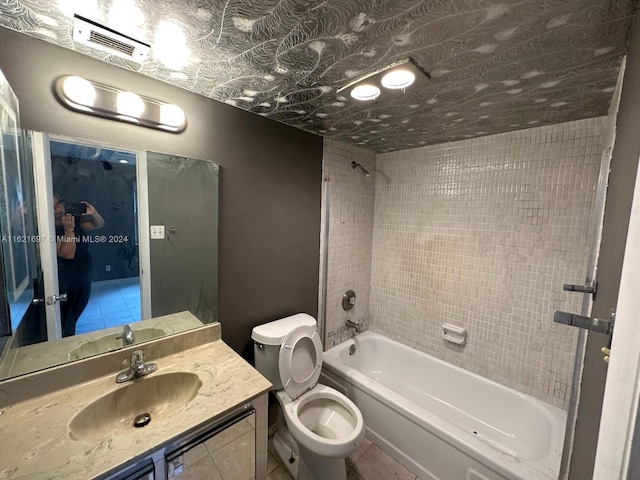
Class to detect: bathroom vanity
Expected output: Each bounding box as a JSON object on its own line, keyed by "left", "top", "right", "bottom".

{"left": 0, "top": 318, "right": 272, "bottom": 479}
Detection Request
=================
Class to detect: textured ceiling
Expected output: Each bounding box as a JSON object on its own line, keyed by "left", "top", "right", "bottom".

{"left": 1, "top": 0, "right": 638, "bottom": 152}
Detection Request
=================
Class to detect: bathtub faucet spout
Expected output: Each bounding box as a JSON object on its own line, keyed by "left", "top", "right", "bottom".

{"left": 346, "top": 318, "right": 363, "bottom": 333}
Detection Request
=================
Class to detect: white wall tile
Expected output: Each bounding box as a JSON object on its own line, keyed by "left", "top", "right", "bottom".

{"left": 320, "top": 140, "right": 375, "bottom": 347}
{"left": 322, "top": 117, "right": 606, "bottom": 408}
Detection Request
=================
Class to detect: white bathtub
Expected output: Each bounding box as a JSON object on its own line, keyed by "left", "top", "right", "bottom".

{"left": 319, "top": 331, "right": 566, "bottom": 480}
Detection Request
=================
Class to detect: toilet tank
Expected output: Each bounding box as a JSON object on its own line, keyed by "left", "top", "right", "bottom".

{"left": 251, "top": 313, "right": 317, "bottom": 390}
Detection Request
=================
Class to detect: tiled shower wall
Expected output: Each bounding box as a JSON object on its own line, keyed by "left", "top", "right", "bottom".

{"left": 322, "top": 117, "right": 607, "bottom": 407}
{"left": 371, "top": 117, "right": 606, "bottom": 408}
{"left": 320, "top": 140, "right": 375, "bottom": 347}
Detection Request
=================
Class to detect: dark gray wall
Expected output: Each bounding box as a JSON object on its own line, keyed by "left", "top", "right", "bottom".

{"left": 0, "top": 27, "right": 323, "bottom": 359}
{"left": 569, "top": 11, "right": 640, "bottom": 480}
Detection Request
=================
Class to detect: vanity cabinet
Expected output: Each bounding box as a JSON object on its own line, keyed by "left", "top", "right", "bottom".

{"left": 103, "top": 403, "right": 266, "bottom": 480}
{"left": 0, "top": 324, "right": 272, "bottom": 480}
{"left": 107, "top": 461, "right": 155, "bottom": 480}
{"left": 166, "top": 411, "right": 257, "bottom": 479}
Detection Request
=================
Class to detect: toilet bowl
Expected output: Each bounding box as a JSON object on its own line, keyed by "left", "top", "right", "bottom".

{"left": 277, "top": 384, "right": 364, "bottom": 456}
{"left": 252, "top": 314, "right": 365, "bottom": 480}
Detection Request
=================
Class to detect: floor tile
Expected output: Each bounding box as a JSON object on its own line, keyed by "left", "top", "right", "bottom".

{"left": 121, "top": 291, "right": 140, "bottom": 300}
{"left": 348, "top": 467, "right": 366, "bottom": 480}
{"left": 103, "top": 314, "right": 135, "bottom": 325}
{"left": 177, "top": 455, "right": 222, "bottom": 480}
{"left": 352, "top": 445, "right": 416, "bottom": 480}
{"left": 98, "top": 293, "right": 125, "bottom": 302}
{"left": 70, "top": 278, "right": 143, "bottom": 335}
{"left": 100, "top": 306, "right": 132, "bottom": 317}
{"left": 246, "top": 414, "right": 255, "bottom": 429}
{"left": 347, "top": 437, "right": 373, "bottom": 467}
{"left": 76, "top": 321, "right": 106, "bottom": 334}
{"left": 81, "top": 305, "right": 102, "bottom": 314}
{"left": 211, "top": 430, "right": 255, "bottom": 480}
{"left": 263, "top": 465, "right": 293, "bottom": 480}
{"left": 77, "top": 316, "right": 102, "bottom": 326}
{"left": 205, "top": 418, "right": 253, "bottom": 453}
{"left": 183, "top": 443, "right": 209, "bottom": 469}
{"left": 267, "top": 452, "right": 279, "bottom": 474}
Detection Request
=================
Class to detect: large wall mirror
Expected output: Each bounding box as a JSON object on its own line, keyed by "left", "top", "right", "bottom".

{"left": 0, "top": 126, "right": 219, "bottom": 380}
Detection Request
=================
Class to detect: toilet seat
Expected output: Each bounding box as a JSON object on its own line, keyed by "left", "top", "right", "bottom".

{"left": 277, "top": 384, "right": 365, "bottom": 458}
{"left": 278, "top": 325, "right": 323, "bottom": 400}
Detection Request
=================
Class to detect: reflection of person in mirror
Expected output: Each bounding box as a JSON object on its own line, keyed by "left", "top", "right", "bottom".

{"left": 54, "top": 194, "right": 105, "bottom": 337}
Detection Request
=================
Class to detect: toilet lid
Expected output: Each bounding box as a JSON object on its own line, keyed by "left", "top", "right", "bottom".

{"left": 278, "top": 325, "right": 323, "bottom": 400}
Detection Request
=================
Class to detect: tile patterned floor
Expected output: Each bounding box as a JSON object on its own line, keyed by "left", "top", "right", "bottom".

{"left": 176, "top": 414, "right": 420, "bottom": 480}
{"left": 75, "top": 277, "right": 141, "bottom": 334}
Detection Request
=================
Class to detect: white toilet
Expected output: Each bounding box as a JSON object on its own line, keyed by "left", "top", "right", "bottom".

{"left": 252, "top": 313, "right": 365, "bottom": 480}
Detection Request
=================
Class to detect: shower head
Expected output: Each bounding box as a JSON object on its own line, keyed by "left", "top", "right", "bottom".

{"left": 351, "top": 161, "right": 371, "bottom": 178}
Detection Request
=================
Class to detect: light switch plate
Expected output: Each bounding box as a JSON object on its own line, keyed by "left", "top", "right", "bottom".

{"left": 150, "top": 225, "right": 165, "bottom": 239}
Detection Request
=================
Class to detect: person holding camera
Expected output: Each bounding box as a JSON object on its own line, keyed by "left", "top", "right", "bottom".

{"left": 54, "top": 194, "right": 105, "bottom": 337}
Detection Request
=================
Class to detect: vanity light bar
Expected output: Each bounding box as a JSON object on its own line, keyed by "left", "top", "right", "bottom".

{"left": 54, "top": 76, "right": 187, "bottom": 133}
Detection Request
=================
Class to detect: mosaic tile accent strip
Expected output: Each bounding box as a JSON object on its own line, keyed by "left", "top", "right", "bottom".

{"left": 320, "top": 139, "right": 375, "bottom": 348}
{"left": 371, "top": 117, "right": 606, "bottom": 408}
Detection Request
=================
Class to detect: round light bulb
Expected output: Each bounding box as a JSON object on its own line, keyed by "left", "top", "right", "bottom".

{"left": 381, "top": 69, "right": 415, "bottom": 89}
{"left": 117, "top": 92, "right": 145, "bottom": 118}
{"left": 159, "top": 104, "right": 186, "bottom": 128}
{"left": 62, "top": 76, "right": 96, "bottom": 107}
{"left": 351, "top": 84, "right": 380, "bottom": 101}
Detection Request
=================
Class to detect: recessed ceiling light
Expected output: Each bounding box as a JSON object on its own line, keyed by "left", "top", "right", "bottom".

{"left": 154, "top": 20, "right": 190, "bottom": 71}
{"left": 351, "top": 84, "right": 380, "bottom": 101}
{"left": 381, "top": 69, "right": 415, "bottom": 89}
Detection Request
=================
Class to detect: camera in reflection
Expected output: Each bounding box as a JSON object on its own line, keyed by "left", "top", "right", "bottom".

{"left": 64, "top": 202, "right": 86, "bottom": 216}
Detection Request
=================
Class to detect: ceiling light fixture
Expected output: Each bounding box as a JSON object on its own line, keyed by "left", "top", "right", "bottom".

{"left": 351, "top": 84, "right": 381, "bottom": 101}
{"left": 154, "top": 20, "right": 190, "bottom": 71}
{"left": 338, "top": 57, "right": 430, "bottom": 102}
{"left": 54, "top": 75, "right": 187, "bottom": 133}
{"left": 381, "top": 69, "right": 415, "bottom": 90}
{"left": 116, "top": 91, "right": 145, "bottom": 118}
{"left": 60, "top": 76, "right": 96, "bottom": 110}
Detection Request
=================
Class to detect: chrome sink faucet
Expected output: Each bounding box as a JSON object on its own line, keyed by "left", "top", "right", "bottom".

{"left": 122, "top": 324, "right": 135, "bottom": 346}
{"left": 116, "top": 350, "right": 157, "bottom": 383}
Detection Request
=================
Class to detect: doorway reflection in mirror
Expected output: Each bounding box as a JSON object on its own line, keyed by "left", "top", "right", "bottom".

{"left": 51, "top": 141, "right": 141, "bottom": 337}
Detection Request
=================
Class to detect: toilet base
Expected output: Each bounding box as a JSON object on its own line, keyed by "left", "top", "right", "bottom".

{"left": 274, "top": 427, "right": 348, "bottom": 480}
{"left": 273, "top": 430, "right": 299, "bottom": 478}
{"left": 296, "top": 444, "right": 348, "bottom": 480}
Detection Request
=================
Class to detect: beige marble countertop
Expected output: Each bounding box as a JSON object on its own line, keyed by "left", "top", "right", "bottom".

{"left": 0, "top": 335, "right": 272, "bottom": 479}
{"left": 1, "top": 311, "right": 205, "bottom": 379}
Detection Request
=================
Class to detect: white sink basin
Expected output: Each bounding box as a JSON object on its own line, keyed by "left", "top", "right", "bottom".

{"left": 69, "top": 372, "right": 202, "bottom": 442}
